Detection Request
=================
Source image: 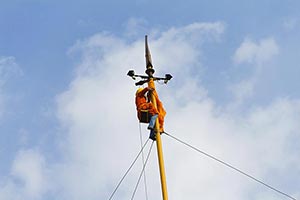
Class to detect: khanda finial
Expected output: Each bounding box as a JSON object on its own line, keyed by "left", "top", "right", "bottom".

{"left": 127, "top": 35, "right": 172, "bottom": 85}
{"left": 145, "top": 35, "right": 155, "bottom": 76}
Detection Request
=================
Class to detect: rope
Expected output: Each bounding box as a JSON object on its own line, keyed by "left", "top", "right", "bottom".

{"left": 164, "top": 132, "right": 297, "bottom": 200}
{"left": 138, "top": 123, "right": 149, "bottom": 200}
{"left": 131, "top": 140, "right": 154, "bottom": 200}
{"left": 108, "top": 138, "right": 150, "bottom": 200}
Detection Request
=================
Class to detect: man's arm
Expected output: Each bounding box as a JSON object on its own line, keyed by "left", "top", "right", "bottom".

{"left": 137, "top": 87, "right": 154, "bottom": 96}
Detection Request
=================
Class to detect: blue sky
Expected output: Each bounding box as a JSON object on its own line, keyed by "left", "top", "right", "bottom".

{"left": 0, "top": 0, "right": 300, "bottom": 199}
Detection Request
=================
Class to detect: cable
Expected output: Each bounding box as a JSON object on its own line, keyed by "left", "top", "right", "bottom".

{"left": 164, "top": 132, "right": 297, "bottom": 200}
{"left": 138, "top": 123, "right": 149, "bottom": 200}
{"left": 131, "top": 140, "right": 155, "bottom": 200}
{"left": 108, "top": 138, "right": 150, "bottom": 200}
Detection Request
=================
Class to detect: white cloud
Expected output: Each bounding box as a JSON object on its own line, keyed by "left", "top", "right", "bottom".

{"left": 55, "top": 22, "right": 229, "bottom": 200}
{"left": 0, "top": 181, "right": 22, "bottom": 200}
{"left": 2, "top": 22, "right": 299, "bottom": 200}
{"left": 53, "top": 22, "right": 298, "bottom": 200}
{"left": 229, "top": 78, "right": 255, "bottom": 106}
{"left": 0, "top": 56, "right": 21, "bottom": 84}
{"left": 11, "top": 149, "right": 48, "bottom": 197}
{"left": 165, "top": 97, "right": 300, "bottom": 200}
{"left": 233, "top": 37, "right": 279, "bottom": 65}
{"left": 229, "top": 37, "right": 280, "bottom": 106}
{"left": 0, "top": 56, "right": 21, "bottom": 117}
{"left": 283, "top": 17, "right": 299, "bottom": 31}
{"left": 123, "top": 18, "right": 149, "bottom": 37}
{"left": 0, "top": 149, "right": 49, "bottom": 200}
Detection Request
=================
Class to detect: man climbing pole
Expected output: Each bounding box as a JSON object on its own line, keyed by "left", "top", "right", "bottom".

{"left": 135, "top": 86, "right": 166, "bottom": 140}
{"left": 128, "top": 35, "right": 171, "bottom": 200}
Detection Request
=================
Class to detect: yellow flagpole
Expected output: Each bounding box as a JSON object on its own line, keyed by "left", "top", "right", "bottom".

{"left": 126, "top": 35, "right": 169, "bottom": 199}
{"left": 148, "top": 78, "right": 169, "bottom": 200}
{"left": 145, "top": 34, "right": 168, "bottom": 199}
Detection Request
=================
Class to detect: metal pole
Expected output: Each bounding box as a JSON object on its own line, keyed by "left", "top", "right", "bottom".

{"left": 127, "top": 35, "right": 171, "bottom": 199}
{"left": 143, "top": 35, "right": 168, "bottom": 199}
{"left": 148, "top": 78, "right": 169, "bottom": 200}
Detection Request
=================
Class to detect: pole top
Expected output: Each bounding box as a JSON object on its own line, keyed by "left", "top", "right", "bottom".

{"left": 145, "top": 35, "right": 155, "bottom": 76}
{"left": 127, "top": 35, "right": 172, "bottom": 86}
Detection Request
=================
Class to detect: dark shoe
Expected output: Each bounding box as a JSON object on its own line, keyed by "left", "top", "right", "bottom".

{"left": 149, "top": 130, "right": 156, "bottom": 141}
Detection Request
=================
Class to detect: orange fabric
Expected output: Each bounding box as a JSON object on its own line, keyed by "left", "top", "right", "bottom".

{"left": 135, "top": 88, "right": 158, "bottom": 117}
{"left": 148, "top": 81, "right": 166, "bottom": 131}
{"left": 135, "top": 87, "right": 166, "bottom": 131}
{"left": 153, "top": 90, "right": 166, "bottom": 131}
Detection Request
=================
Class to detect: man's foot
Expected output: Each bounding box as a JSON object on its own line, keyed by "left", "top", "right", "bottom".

{"left": 149, "top": 130, "right": 156, "bottom": 141}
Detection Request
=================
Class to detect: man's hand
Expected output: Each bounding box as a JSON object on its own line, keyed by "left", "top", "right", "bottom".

{"left": 147, "top": 87, "right": 155, "bottom": 91}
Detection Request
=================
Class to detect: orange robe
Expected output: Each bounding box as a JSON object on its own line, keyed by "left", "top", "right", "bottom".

{"left": 135, "top": 87, "right": 166, "bottom": 131}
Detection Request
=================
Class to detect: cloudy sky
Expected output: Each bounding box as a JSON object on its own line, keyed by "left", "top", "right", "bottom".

{"left": 1, "top": 0, "right": 300, "bottom": 199}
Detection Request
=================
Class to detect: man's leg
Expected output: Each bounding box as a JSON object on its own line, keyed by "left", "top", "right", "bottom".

{"left": 148, "top": 114, "right": 158, "bottom": 130}
{"left": 149, "top": 129, "right": 156, "bottom": 140}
